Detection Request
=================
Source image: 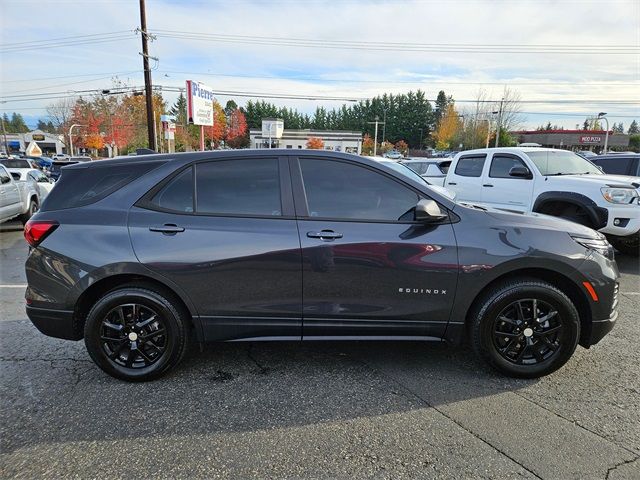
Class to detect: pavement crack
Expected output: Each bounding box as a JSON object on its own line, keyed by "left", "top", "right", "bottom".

{"left": 245, "top": 345, "right": 269, "bottom": 375}
{"left": 512, "top": 391, "right": 640, "bottom": 457}
{"left": 605, "top": 456, "right": 639, "bottom": 479}
{"left": 352, "top": 355, "right": 543, "bottom": 479}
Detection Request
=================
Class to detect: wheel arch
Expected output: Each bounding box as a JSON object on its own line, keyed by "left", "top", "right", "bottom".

{"left": 532, "top": 191, "right": 608, "bottom": 230}
{"left": 71, "top": 272, "right": 202, "bottom": 341}
{"left": 446, "top": 267, "right": 593, "bottom": 348}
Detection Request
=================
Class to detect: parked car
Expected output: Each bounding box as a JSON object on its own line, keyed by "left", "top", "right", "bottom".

{"left": 377, "top": 159, "right": 456, "bottom": 200}
{"left": 1, "top": 158, "right": 39, "bottom": 170}
{"left": 70, "top": 156, "right": 92, "bottom": 162}
{"left": 48, "top": 160, "right": 79, "bottom": 181}
{"left": 590, "top": 153, "right": 639, "bottom": 177}
{"left": 52, "top": 154, "right": 70, "bottom": 160}
{"left": 0, "top": 164, "right": 40, "bottom": 224}
{"left": 27, "top": 156, "right": 54, "bottom": 170}
{"left": 443, "top": 147, "right": 639, "bottom": 255}
{"left": 400, "top": 158, "right": 452, "bottom": 185}
{"left": 7, "top": 168, "right": 55, "bottom": 201}
{"left": 383, "top": 150, "right": 403, "bottom": 160}
{"left": 24, "top": 150, "right": 618, "bottom": 381}
{"left": 576, "top": 150, "right": 598, "bottom": 159}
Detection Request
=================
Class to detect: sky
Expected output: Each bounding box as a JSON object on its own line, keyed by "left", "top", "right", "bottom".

{"left": 1, "top": 0, "right": 639, "bottom": 131}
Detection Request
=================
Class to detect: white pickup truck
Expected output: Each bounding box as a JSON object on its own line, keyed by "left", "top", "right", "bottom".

{"left": 0, "top": 164, "right": 40, "bottom": 224}
{"left": 437, "top": 147, "right": 640, "bottom": 256}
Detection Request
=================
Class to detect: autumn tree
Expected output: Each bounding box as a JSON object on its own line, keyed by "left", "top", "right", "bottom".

{"left": 205, "top": 100, "right": 227, "bottom": 148}
{"left": 433, "top": 104, "right": 462, "bottom": 150}
{"left": 361, "top": 134, "right": 375, "bottom": 155}
{"left": 226, "top": 108, "right": 249, "bottom": 149}
{"left": 306, "top": 137, "right": 324, "bottom": 149}
{"left": 395, "top": 140, "right": 408, "bottom": 155}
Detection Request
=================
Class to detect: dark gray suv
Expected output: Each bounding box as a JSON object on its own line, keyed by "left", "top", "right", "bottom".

{"left": 24, "top": 150, "right": 619, "bottom": 381}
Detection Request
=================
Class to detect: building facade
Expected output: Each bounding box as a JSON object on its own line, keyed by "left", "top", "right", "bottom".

{"left": 513, "top": 130, "right": 629, "bottom": 152}
{"left": 249, "top": 128, "right": 362, "bottom": 154}
{"left": 2, "top": 130, "right": 66, "bottom": 155}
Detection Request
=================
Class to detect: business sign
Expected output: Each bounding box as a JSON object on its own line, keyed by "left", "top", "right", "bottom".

{"left": 32, "top": 134, "right": 45, "bottom": 141}
{"left": 161, "top": 115, "right": 176, "bottom": 140}
{"left": 580, "top": 135, "right": 602, "bottom": 144}
{"left": 186, "top": 80, "right": 214, "bottom": 126}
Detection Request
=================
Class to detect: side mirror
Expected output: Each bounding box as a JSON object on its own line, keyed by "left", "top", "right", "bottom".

{"left": 414, "top": 199, "right": 448, "bottom": 222}
{"left": 509, "top": 166, "right": 533, "bottom": 179}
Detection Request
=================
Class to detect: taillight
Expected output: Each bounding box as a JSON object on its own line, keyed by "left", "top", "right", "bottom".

{"left": 24, "top": 220, "right": 59, "bottom": 247}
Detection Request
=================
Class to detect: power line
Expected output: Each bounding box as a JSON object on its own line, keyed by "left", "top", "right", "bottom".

{"left": 0, "top": 30, "right": 133, "bottom": 47}
{"left": 159, "top": 69, "right": 640, "bottom": 87}
{"left": 150, "top": 29, "right": 640, "bottom": 54}
{"left": 0, "top": 36, "right": 137, "bottom": 54}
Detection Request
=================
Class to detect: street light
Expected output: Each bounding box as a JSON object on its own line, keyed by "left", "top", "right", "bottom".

{"left": 68, "top": 124, "right": 86, "bottom": 156}
{"left": 597, "top": 112, "right": 609, "bottom": 153}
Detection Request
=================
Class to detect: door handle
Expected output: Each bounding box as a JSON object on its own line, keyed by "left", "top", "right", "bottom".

{"left": 307, "top": 230, "right": 343, "bottom": 240}
{"left": 483, "top": 184, "right": 494, "bottom": 187}
{"left": 447, "top": 182, "right": 457, "bottom": 185}
{"left": 149, "top": 224, "right": 185, "bottom": 234}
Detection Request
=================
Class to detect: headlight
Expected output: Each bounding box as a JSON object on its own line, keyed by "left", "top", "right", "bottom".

{"left": 601, "top": 187, "right": 639, "bottom": 204}
{"left": 571, "top": 235, "right": 612, "bottom": 257}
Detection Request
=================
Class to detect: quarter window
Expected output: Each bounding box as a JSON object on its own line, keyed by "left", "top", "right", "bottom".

{"left": 489, "top": 155, "right": 530, "bottom": 178}
{"left": 454, "top": 155, "right": 486, "bottom": 177}
{"left": 151, "top": 167, "right": 194, "bottom": 213}
{"left": 196, "top": 159, "right": 282, "bottom": 216}
{"left": 592, "top": 158, "right": 630, "bottom": 175}
{"left": 300, "top": 158, "right": 419, "bottom": 221}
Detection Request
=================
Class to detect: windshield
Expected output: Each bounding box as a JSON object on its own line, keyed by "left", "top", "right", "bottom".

{"left": 0, "top": 159, "right": 31, "bottom": 169}
{"left": 526, "top": 150, "right": 602, "bottom": 176}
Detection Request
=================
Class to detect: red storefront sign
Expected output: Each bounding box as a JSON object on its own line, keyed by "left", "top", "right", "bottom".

{"left": 580, "top": 135, "right": 602, "bottom": 144}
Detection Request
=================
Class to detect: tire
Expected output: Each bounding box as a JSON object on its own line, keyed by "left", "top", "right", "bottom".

{"left": 470, "top": 279, "right": 580, "bottom": 378}
{"left": 19, "top": 200, "right": 38, "bottom": 225}
{"left": 84, "top": 286, "right": 189, "bottom": 381}
{"left": 556, "top": 205, "right": 592, "bottom": 228}
{"left": 607, "top": 234, "right": 639, "bottom": 257}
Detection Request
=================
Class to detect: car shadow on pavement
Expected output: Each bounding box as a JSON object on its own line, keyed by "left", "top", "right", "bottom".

{"left": 1, "top": 321, "right": 535, "bottom": 454}
{"left": 616, "top": 254, "right": 639, "bottom": 275}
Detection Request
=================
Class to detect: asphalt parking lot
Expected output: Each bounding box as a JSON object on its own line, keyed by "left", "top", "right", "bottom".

{"left": 1, "top": 221, "right": 639, "bottom": 479}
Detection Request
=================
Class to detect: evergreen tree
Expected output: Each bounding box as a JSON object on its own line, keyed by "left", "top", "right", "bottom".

{"left": 627, "top": 120, "right": 638, "bottom": 134}
{"left": 434, "top": 90, "right": 449, "bottom": 126}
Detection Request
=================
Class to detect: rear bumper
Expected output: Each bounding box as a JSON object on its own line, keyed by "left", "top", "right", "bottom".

{"left": 26, "top": 305, "right": 81, "bottom": 340}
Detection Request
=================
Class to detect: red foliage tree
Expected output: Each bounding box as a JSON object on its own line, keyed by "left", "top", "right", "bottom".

{"left": 226, "top": 109, "right": 248, "bottom": 148}
{"left": 306, "top": 137, "right": 324, "bottom": 149}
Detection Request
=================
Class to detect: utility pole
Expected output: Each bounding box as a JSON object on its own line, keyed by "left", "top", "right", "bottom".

{"left": 139, "top": 0, "right": 156, "bottom": 151}
{"left": 0, "top": 114, "right": 8, "bottom": 155}
{"left": 382, "top": 108, "right": 387, "bottom": 145}
{"left": 494, "top": 98, "right": 504, "bottom": 148}
{"left": 367, "top": 116, "right": 385, "bottom": 156}
{"left": 598, "top": 112, "right": 609, "bottom": 153}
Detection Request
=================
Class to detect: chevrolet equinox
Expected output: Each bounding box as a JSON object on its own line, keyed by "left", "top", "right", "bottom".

{"left": 24, "top": 150, "right": 619, "bottom": 381}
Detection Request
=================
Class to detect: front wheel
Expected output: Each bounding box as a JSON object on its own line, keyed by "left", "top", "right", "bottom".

{"left": 606, "top": 234, "right": 639, "bottom": 257}
{"left": 470, "top": 279, "right": 580, "bottom": 378}
{"left": 84, "top": 286, "right": 189, "bottom": 381}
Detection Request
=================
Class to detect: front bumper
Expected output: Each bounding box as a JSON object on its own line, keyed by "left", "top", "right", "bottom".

{"left": 599, "top": 204, "right": 640, "bottom": 237}
{"left": 26, "top": 305, "right": 81, "bottom": 340}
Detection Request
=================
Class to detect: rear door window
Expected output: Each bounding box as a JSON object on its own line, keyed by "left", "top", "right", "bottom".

{"left": 454, "top": 155, "right": 486, "bottom": 177}
{"left": 195, "top": 159, "right": 282, "bottom": 216}
{"left": 151, "top": 167, "right": 194, "bottom": 213}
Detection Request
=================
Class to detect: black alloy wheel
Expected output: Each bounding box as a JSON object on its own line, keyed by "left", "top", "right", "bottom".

{"left": 492, "top": 299, "right": 563, "bottom": 365}
{"left": 470, "top": 279, "right": 580, "bottom": 378}
{"left": 100, "top": 303, "right": 167, "bottom": 369}
{"left": 84, "top": 286, "right": 189, "bottom": 381}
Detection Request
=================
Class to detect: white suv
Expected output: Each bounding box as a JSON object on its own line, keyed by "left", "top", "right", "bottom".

{"left": 444, "top": 147, "right": 640, "bottom": 256}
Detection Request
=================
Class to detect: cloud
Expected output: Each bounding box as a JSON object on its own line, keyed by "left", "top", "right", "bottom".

{"left": 1, "top": 0, "right": 638, "bottom": 128}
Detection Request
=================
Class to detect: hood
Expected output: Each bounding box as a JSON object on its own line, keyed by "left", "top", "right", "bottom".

{"left": 457, "top": 202, "right": 601, "bottom": 239}
{"left": 547, "top": 173, "right": 640, "bottom": 189}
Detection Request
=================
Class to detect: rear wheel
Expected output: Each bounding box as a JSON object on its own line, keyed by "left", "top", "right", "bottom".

{"left": 607, "top": 234, "right": 639, "bottom": 257}
{"left": 19, "top": 200, "right": 38, "bottom": 225}
{"left": 84, "top": 286, "right": 189, "bottom": 381}
{"left": 470, "top": 279, "right": 580, "bottom": 378}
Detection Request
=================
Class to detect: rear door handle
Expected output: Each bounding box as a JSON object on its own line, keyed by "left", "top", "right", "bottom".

{"left": 483, "top": 184, "right": 494, "bottom": 187}
{"left": 149, "top": 224, "right": 185, "bottom": 234}
{"left": 447, "top": 182, "right": 457, "bottom": 185}
{"left": 307, "top": 230, "right": 343, "bottom": 240}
